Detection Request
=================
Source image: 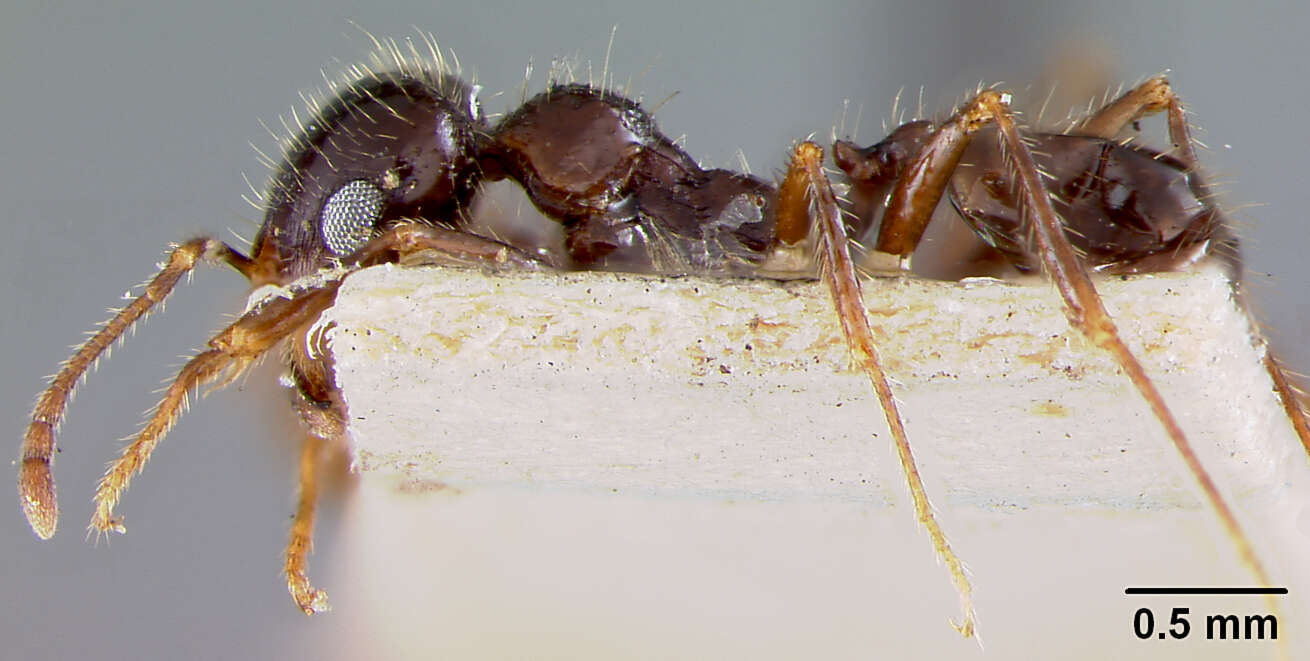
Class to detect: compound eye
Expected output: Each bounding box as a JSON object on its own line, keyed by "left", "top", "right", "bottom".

{"left": 321, "top": 179, "right": 386, "bottom": 256}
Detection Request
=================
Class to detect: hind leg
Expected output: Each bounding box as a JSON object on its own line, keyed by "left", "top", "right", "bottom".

{"left": 1076, "top": 78, "right": 1310, "bottom": 456}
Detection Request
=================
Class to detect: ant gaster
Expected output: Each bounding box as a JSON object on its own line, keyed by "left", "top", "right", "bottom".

{"left": 19, "top": 40, "right": 1301, "bottom": 636}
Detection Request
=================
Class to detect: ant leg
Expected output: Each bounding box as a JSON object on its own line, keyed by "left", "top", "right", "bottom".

{"left": 353, "top": 223, "right": 549, "bottom": 270}
{"left": 1074, "top": 76, "right": 1207, "bottom": 172}
{"left": 857, "top": 86, "right": 1276, "bottom": 625}
{"left": 20, "top": 238, "right": 254, "bottom": 539}
{"left": 285, "top": 429, "right": 330, "bottom": 614}
{"left": 873, "top": 93, "right": 1003, "bottom": 259}
{"left": 281, "top": 300, "right": 346, "bottom": 615}
{"left": 1165, "top": 92, "right": 1310, "bottom": 455}
{"left": 1077, "top": 78, "right": 1310, "bottom": 456}
{"left": 276, "top": 224, "right": 547, "bottom": 613}
{"left": 280, "top": 224, "right": 543, "bottom": 613}
{"left": 781, "top": 142, "right": 977, "bottom": 637}
{"left": 283, "top": 368, "right": 342, "bottom": 615}
{"left": 973, "top": 91, "right": 1275, "bottom": 590}
{"left": 1162, "top": 95, "right": 1310, "bottom": 455}
{"left": 90, "top": 283, "right": 341, "bottom": 535}
{"left": 1154, "top": 91, "right": 1310, "bottom": 453}
{"left": 1266, "top": 357, "right": 1310, "bottom": 457}
{"left": 1074, "top": 76, "right": 1176, "bottom": 140}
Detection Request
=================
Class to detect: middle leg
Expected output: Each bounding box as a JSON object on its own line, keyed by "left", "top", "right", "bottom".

{"left": 780, "top": 141, "right": 977, "bottom": 637}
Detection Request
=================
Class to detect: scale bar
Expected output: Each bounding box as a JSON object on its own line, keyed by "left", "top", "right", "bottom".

{"left": 1125, "top": 587, "right": 1288, "bottom": 595}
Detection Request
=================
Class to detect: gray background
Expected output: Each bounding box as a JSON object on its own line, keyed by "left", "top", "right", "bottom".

{"left": 3, "top": 2, "right": 1306, "bottom": 659}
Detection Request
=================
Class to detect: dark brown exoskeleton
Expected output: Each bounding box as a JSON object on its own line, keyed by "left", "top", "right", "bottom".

{"left": 832, "top": 78, "right": 1308, "bottom": 628}
{"left": 834, "top": 94, "right": 1231, "bottom": 276}
{"left": 477, "top": 84, "right": 782, "bottom": 275}
{"left": 18, "top": 61, "right": 550, "bottom": 615}
{"left": 18, "top": 41, "right": 1297, "bottom": 637}
{"left": 17, "top": 53, "right": 820, "bottom": 618}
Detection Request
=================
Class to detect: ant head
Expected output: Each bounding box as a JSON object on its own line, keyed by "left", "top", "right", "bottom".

{"left": 254, "top": 72, "right": 486, "bottom": 281}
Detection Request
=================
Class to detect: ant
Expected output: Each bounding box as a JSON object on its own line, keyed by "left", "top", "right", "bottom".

{"left": 18, "top": 36, "right": 1303, "bottom": 637}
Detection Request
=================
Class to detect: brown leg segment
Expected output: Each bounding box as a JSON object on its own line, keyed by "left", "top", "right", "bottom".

{"left": 284, "top": 384, "right": 342, "bottom": 615}
{"left": 20, "top": 238, "right": 253, "bottom": 540}
{"left": 87, "top": 223, "right": 538, "bottom": 537}
{"left": 285, "top": 431, "right": 329, "bottom": 614}
{"left": 89, "top": 284, "right": 341, "bottom": 535}
{"left": 354, "top": 223, "right": 549, "bottom": 270}
{"left": 276, "top": 224, "right": 549, "bottom": 615}
{"left": 975, "top": 93, "right": 1283, "bottom": 637}
{"left": 37, "top": 222, "right": 553, "bottom": 612}
{"left": 1078, "top": 78, "right": 1310, "bottom": 460}
{"left": 282, "top": 310, "right": 348, "bottom": 615}
{"left": 1073, "top": 76, "right": 1203, "bottom": 172}
{"left": 847, "top": 86, "right": 1281, "bottom": 642}
{"left": 282, "top": 224, "right": 546, "bottom": 614}
{"left": 1265, "top": 355, "right": 1310, "bottom": 458}
{"left": 784, "top": 142, "right": 977, "bottom": 637}
{"left": 874, "top": 92, "right": 1006, "bottom": 260}
{"left": 775, "top": 154, "right": 815, "bottom": 246}
{"left": 1074, "top": 76, "right": 1176, "bottom": 140}
{"left": 1163, "top": 92, "right": 1310, "bottom": 459}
